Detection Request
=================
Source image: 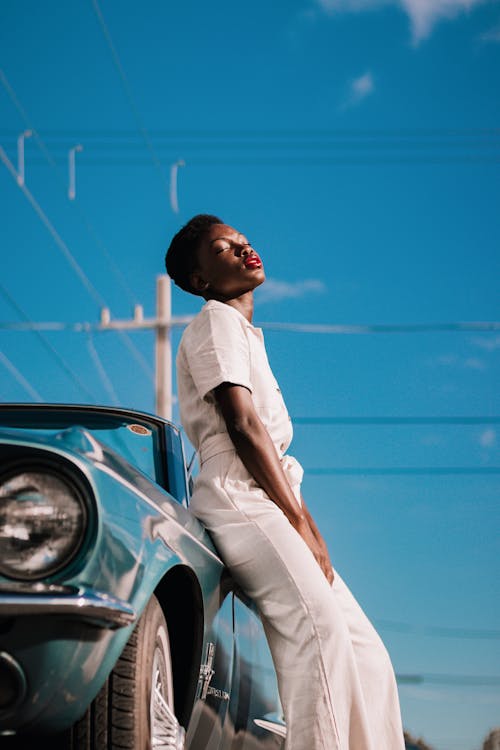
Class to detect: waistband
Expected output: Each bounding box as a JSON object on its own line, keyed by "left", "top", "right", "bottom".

{"left": 198, "top": 432, "right": 239, "bottom": 465}
{"left": 198, "top": 433, "right": 304, "bottom": 490}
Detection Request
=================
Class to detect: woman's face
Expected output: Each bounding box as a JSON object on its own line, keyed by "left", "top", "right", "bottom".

{"left": 192, "top": 223, "right": 265, "bottom": 299}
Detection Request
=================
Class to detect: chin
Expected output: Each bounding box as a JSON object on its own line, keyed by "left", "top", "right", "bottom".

{"left": 253, "top": 271, "right": 266, "bottom": 289}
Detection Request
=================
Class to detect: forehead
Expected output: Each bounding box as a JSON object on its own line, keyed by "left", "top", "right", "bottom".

{"left": 205, "top": 224, "right": 246, "bottom": 244}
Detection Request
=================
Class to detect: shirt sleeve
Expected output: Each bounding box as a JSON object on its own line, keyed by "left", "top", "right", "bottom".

{"left": 183, "top": 307, "right": 252, "bottom": 401}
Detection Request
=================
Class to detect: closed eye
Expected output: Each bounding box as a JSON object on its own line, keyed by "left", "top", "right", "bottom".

{"left": 213, "top": 239, "right": 253, "bottom": 254}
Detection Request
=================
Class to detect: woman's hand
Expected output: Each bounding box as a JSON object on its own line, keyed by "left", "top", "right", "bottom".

{"left": 294, "top": 517, "right": 334, "bottom": 585}
{"left": 213, "top": 384, "right": 334, "bottom": 585}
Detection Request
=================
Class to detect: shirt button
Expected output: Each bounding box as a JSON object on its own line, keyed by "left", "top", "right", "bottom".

{"left": 280, "top": 442, "right": 285, "bottom": 452}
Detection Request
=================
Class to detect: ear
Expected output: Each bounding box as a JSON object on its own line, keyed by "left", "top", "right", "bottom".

{"left": 189, "top": 270, "right": 209, "bottom": 293}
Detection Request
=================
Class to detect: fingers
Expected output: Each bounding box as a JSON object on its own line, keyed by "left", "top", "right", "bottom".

{"left": 299, "top": 527, "right": 334, "bottom": 584}
{"left": 320, "top": 559, "right": 334, "bottom": 584}
{"left": 319, "top": 555, "right": 334, "bottom": 584}
{"left": 315, "top": 552, "right": 333, "bottom": 584}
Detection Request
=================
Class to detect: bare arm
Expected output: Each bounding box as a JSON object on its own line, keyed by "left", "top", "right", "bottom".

{"left": 301, "top": 496, "right": 334, "bottom": 582}
{"left": 213, "top": 382, "right": 333, "bottom": 583}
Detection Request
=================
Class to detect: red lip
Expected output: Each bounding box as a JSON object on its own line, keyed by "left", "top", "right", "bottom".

{"left": 244, "top": 254, "right": 262, "bottom": 268}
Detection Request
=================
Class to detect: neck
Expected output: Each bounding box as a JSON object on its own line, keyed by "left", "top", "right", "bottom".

{"left": 204, "top": 291, "right": 254, "bottom": 322}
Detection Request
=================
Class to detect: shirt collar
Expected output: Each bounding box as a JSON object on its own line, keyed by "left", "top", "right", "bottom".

{"left": 203, "top": 298, "right": 256, "bottom": 329}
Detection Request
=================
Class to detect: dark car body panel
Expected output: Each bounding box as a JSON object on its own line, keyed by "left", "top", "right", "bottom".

{"left": 0, "top": 404, "right": 285, "bottom": 748}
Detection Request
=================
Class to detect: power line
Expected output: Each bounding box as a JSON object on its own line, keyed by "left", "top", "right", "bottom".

{"left": 2, "top": 127, "right": 499, "bottom": 136}
{"left": 1, "top": 124, "right": 499, "bottom": 166}
{"left": 0, "top": 68, "right": 137, "bottom": 306}
{"left": 2, "top": 127, "right": 499, "bottom": 142}
{"left": 259, "top": 321, "right": 500, "bottom": 334}
{"left": 306, "top": 467, "right": 500, "bottom": 476}
{"left": 377, "top": 619, "right": 500, "bottom": 641}
{"left": 90, "top": 0, "right": 171, "bottom": 197}
{"left": 0, "top": 139, "right": 153, "bottom": 385}
{"left": 0, "top": 72, "right": 57, "bottom": 168}
{"left": 14, "top": 156, "right": 500, "bottom": 168}
{"left": 116, "top": 329, "right": 154, "bottom": 382}
{"left": 0, "top": 349, "right": 43, "bottom": 402}
{"left": 85, "top": 330, "right": 120, "bottom": 406}
{"left": 0, "top": 68, "right": 154, "bottom": 377}
{"left": 0, "top": 144, "right": 123, "bottom": 400}
{"left": 293, "top": 416, "right": 500, "bottom": 425}
{"left": 396, "top": 673, "right": 500, "bottom": 687}
{"left": 1, "top": 315, "right": 498, "bottom": 403}
{"left": 0, "top": 282, "right": 97, "bottom": 402}
{"left": 2, "top": 310, "right": 497, "bottom": 405}
{"left": 0, "top": 144, "right": 106, "bottom": 308}
{"left": 0, "top": 319, "right": 499, "bottom": 334}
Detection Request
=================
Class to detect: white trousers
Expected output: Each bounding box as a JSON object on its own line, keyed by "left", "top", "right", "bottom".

{"left": 191, "top": 449, "right": 405, "bottom": 750}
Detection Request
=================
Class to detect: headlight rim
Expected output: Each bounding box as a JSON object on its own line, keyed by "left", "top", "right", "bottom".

{"left": 0, "top": 458, "right": 93, "bottom": 582}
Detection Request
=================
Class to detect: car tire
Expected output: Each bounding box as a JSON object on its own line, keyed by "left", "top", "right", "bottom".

{"left": 68, "top": 594, "right": 185, "bottom": 750}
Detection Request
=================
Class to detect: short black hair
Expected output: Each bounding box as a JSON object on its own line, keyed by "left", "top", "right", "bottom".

{"left": 165, "top": 214, "right": 223, "bottom": 295}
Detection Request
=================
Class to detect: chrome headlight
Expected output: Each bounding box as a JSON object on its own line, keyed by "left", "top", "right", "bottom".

{"left": 0, "top": 467, "right": 88, "bottom": 580}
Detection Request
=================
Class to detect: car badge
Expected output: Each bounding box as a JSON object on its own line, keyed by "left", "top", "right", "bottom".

{"left": 199, "top": 642, "right": 215, "bottom": 700}
{"left": 127, "top": 423, "right": 151, "bottom": 436}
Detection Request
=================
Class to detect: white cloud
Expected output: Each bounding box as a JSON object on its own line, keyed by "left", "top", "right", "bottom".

{"left": 341, "top": 71, "right": 375, "bottom": 109}
{"left": 479, "top": 23, "right": 500, "bottom": 42}
{"left": 436, "top": 353, "right": 458, "bottom": 366}
{"left": 472, "top": 335, "right": 500, "bottom": 351}
{"left": 464, "top": 356, "right": 487, "bottom": 370}
{"left": 256, "top": 278, "right": 326, "bottom": 303}
{"left": 402, "top": 0, "right": 487, "bottom": 42}
{"left": 315, "top": 0, "right": 489, "bottom": 43}
{"left": 432, "top": 353, "right": 487, "bottom": 370}
{"left": 479, "top": 428, "right": 496, "bottom": 447}
{"left": 352, "top": 71, "right": 375, "bottom": 98}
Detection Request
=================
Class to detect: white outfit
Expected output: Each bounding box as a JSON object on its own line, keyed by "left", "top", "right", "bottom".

{"left": 177, "top": 299, "right": 405, "bottom": 750}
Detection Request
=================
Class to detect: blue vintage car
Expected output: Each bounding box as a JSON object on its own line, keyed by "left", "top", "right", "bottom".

{"left": 0, "top": 403, "right": 286, "bottom": 749}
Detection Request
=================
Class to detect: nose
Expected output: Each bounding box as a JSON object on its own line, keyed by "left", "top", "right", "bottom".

{"left": 239, "top": 243, "right": 252, "bottom": 257}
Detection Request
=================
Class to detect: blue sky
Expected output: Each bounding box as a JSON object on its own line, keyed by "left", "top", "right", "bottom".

{"left": 1, "top": 2, "right": 499, "bottom": 748}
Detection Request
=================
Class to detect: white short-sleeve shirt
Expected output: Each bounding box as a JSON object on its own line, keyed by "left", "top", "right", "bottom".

{"left": 176, "top": 299, "right": 293, "bottom": 464}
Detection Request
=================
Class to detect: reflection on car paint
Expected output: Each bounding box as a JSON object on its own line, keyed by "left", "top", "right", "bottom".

{"left": 0, "top": 404, "right": 284, "bottom": 749}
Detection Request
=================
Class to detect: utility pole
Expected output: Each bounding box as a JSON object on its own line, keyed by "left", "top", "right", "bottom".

{"left": 155, "top": 274, "right": 171, "bottom": 419}
{"left": 99, "top": 275, "right": 193, "bottom": 420}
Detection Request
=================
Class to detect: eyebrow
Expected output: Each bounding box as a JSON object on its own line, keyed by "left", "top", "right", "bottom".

{"left": 209, "top": 235, "right": 247, "bottom": 246}
{"left": 209, "top": 236, "right": 231, "bottom": 245}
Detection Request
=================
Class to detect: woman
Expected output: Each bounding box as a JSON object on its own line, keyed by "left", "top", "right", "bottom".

{"left": 165, "top": 214, "right": 405, "bottom": 750}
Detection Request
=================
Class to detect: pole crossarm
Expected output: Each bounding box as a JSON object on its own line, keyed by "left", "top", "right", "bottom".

{"left": 0, "top": 316, "right": 195, "bottom": 332}
{"left": 98, "top": 314, "right": 195, "bottom": 331}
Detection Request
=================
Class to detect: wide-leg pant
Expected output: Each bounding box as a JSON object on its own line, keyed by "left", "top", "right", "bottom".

{"left": 191, "top": 449, "right": 405, "bottom": 750}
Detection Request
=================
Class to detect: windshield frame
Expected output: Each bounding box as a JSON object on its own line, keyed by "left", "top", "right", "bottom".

{"left": 0, "top": 404, "right": 187, "bottom": 504}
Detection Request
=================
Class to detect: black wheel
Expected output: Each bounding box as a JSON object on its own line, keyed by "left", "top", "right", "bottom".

{"left": 67, "top": 594, "right": 185, "bottom": 750}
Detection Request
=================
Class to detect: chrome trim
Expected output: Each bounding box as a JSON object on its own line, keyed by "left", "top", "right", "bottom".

{"left": 199, "top": 642, "right": 215, "bottom": 700}
{"left": 0, "top": 402, "right": 180, "bottom": 434}
{"left": 0, "top": 461, "right": 91, "bottom": 582}
{"left": 0, "top": 587, "right": 136, "bottom": 629}
{"left": 0, "top": 651, "right": 27, "bottom": 713}
{"left": 0, "top": 582, "right": 76, "bottom": 595}
{"left": 254, "top": 718, "right": 287, "bottom": 738}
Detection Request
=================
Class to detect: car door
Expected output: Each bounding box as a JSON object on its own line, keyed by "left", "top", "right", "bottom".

{"left": 224, "top": 591, "right": 285, "bottom": 750}
{"left": 185, "top": 586, "right": 234, "bottom": 750}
